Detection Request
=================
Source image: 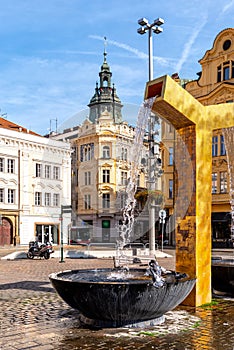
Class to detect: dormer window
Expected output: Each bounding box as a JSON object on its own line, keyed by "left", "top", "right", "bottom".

{"left": 217, "top": 61, "right": 234, "bottom": 82}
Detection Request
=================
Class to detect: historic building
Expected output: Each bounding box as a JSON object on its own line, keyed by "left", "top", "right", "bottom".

{"left": 55, "top": 52, "right": 150, "bottom": 244}
{"left": 161, "top": 28, "right": 234, "bottom": 246}
{"left": 0, "top": 118, "right": 71, "bottom": 246}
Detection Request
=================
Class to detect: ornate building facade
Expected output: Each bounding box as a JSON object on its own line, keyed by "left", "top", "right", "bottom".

{"left": 0, "top": 118, "right": 71, "bottom": 245}
{"left": 68, "top": 53, "right": 149, "bottom": 243}
{"left": 162, "top": 28, "right": 234, "bottom": 246}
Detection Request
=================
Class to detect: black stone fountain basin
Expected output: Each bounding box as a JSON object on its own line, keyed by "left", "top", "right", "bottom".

{"left": 212, "top": 258, "right": 234, "bottom": 295}
{"left": 49, "top": 268, "right": 196, "bottom": 327}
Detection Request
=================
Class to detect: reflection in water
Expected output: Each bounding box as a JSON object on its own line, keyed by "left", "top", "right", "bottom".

{"left": 192, "top": 307, "right": 213, "bottom": 350}
{"left": 55, "top": 299, "right": 234, "bottom": 350}
{"left": 223, "top": 127, "right": 234, "bottom": 240}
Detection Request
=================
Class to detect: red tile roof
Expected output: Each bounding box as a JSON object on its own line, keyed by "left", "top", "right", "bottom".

{"left": 0, "top": 117, "right": 40, "bottom": 136}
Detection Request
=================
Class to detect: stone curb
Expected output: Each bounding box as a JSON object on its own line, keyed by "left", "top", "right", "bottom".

{"left": 1, "top": 249, "right": 172, "bottom": 260}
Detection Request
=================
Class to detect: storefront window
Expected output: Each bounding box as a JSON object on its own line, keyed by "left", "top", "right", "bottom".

{"left": 35, "top": 224, "right": 59, "bottom": 244}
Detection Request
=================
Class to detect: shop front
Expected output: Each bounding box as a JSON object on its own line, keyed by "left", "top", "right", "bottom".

{"left": 212, "top": 212, "right": 232, "bottom": 247}
{"left": 35, "top": 224, "right": 59, "bottom": 244}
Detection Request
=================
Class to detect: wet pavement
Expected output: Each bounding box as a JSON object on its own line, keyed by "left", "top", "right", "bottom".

{"left": 0, "top": 248, "right": 233, "bottom": 349}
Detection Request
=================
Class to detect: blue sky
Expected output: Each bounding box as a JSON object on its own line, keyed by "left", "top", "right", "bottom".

{"left": 0, "top": 0, "right": 234, "bottom": 134}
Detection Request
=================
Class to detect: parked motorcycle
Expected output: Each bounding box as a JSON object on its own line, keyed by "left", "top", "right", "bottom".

{"left": 27, "top": 241, "right": 54, "bottom": 259}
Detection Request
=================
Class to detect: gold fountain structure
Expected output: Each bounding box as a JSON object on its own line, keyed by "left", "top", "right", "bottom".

{"left": 145, "top": 75, "right": 234, "bottom": 306}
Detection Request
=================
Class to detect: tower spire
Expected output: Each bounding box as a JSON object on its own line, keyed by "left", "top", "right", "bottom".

{"left": 88, "top": 45, "right": 123, "bottom": 124}
{"left": 104, "top": 36, "right": 107, "bottom": 62}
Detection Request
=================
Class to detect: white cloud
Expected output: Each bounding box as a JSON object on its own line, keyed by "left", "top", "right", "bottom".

{"left": 89, "top": 35, "right": 170, "bottom": 66}
{"left": 175, "top": 16, "right": 208, "bottom": 73}
{"left": 222, "top": 0, "right": 234, "bottom": 13}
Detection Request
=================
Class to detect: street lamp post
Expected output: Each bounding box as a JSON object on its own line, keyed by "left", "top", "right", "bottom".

{"left": 60, "top": 205, "right": 72, "bottom": 263}
{"left": 137, "top": 17, "right": 164, "bottom": 80}
{"left": 137, "top": 17, "right": 164, "bottom": 255}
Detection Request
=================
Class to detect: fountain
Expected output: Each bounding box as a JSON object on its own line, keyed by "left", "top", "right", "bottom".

{"left": 49, "top": 98, "right": 196, "bottom": 328}
{"left": 49, "top": 265, "right": 195, "bottom": 327}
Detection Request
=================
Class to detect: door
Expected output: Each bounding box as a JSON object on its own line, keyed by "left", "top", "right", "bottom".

{"left": 102, "top": 220, "right": 110, "bottom": 242}
{"left": 0, "top": 218, "right": 12, "bottom": 245}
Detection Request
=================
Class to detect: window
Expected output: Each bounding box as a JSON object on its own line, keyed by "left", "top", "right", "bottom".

{"left": 8, "top": 189, "right": 15, "bottom": 204}
{"left": 121, "top": 147, "right": 128, "bottom": 161}
{"left": 220, "top": 172, "right": 227, "bottom": 193}
{"left": 7, "top": 159, "right": 14, "bottom": 173}
{"left": 35, "top": 192, "right": 42, "bottom": 206}
{"left": 169, "top": 147, "right": 174, "bottom": 165}
{"left": 220, "top": 135, "right": 226, "bottom": 155}
{"left": 36, "top": 163, "right": 42, "bottom": 177}
{"left": 53, "top": 166, "right": 60, "bottom": 180}
{"left": 103, "top": 169, "right": 110, "bottom": 183}
{"left": 212, "top": 136, "right": 218, "bottom": 156}
{"left": 84, "top": 194, "right": 91, "bottom": 209}
{"left": 45, "top": 165, "right": 51, "bottom": 179}
{"left": 80, "top": 143, "right": 94, "bottom": 162}
{"left": 53, "top": 193, "right": 59, "bottom": 207}
{"left": 45, "top": 193, "right": 51, "bottom": 206}
{"left": 0, "top": 158, "right": 4, "bottom": 172}
{"left": 169, "top": 179, "right": 173, "bottom": 199}
{"left": 84, "top": 147, "right": 90, "bottom": 161}
{"left": 0, "top": 188, "right": 4, "bottom": 203}
{"left": 102, "top": 146, "right": 110, "bottom": 159}
{"left": 212, "top": 173, "right": 217, "bottom": 193}
{"left": 120, "top": 192, "right": 127, "bottom": 209}
{"left": 217, "top": 61, "right": 234, "bottom": 82}
{"left": 223, "top": 63, "right": 230, "bottom": 80}
{"left": 85, "top": 171, "right": 91, "bottom": 185}
{"left": 102, "top": 193, "right": 110, "bottom": 208}
{"left": 121, "top": 171, "right": 128, "bottom": 185}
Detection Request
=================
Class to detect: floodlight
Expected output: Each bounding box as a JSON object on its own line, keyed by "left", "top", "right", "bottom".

{"left": 153, "top": 18, "right": 164, "bottom": 26}
{"left": 138, "top": 18, "right": 148, "bottom": 26}
{"left": 137, "top": 27, "right": 146, "bottom": 35}
{"left": 153, "top": 27, "right": 163, "bottom": 34}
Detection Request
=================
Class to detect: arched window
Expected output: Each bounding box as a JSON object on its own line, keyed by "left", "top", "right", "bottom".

{"left": 103, "top": 146, "right": 110, "bottom": 159}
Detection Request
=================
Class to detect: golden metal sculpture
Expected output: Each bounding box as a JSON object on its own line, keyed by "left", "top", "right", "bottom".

{"left": 145, "top": 75, "right": 234, "bottom": 306}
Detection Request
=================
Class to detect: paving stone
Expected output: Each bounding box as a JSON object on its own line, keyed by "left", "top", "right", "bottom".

{"left": 0, "top": 254, "right": 233, "bottom": 349}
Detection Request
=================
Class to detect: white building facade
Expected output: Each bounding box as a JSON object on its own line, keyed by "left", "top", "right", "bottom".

{"left": 0, "top": 119, "right": 71, "bottom": 246}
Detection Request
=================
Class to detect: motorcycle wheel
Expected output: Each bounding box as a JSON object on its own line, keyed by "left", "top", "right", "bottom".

{"left": 27, "top": 251, "right": 34, "bottom": 259}
{"left": 44, "top": 251, "right": 50, "bottom": 259}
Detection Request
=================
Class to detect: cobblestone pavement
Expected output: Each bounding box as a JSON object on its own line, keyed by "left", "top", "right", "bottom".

{"left": 0, "top": 251, "right": 234, "bottom": 349}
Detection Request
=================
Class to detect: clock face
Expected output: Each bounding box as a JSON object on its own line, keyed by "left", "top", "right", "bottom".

{"left": 223, "top": 39, "right": 231, "bottom": 51}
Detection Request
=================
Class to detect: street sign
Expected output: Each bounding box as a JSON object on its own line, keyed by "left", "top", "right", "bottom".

{"left": 61, "top": 205, "right": 72, "bottom": 214}
{"left": 159, "top": 209, "right": 166, "bottom": 219}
